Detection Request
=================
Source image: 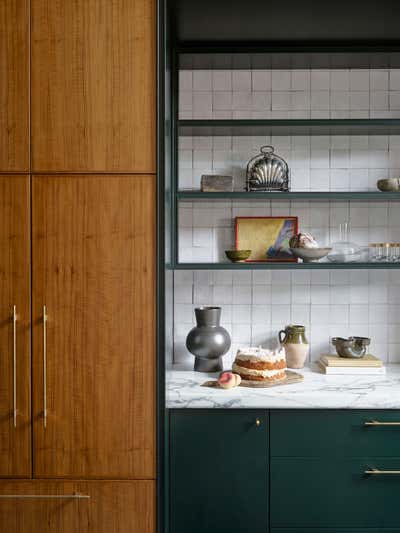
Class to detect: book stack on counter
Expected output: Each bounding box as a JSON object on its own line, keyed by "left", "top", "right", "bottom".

{"left": 318, "top": 354, "right": 385, "bottom": 375}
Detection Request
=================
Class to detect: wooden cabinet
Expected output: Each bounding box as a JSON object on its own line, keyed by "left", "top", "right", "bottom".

{"left": 0, "top": 1, "right": 30, "bottom": 171}
{"left": 31, "top": 0, "right": 156, "bottom": 173}
{"left": 170, "top": 410, "right": 269, "bottom": 533}
{"left": 0, "top": 176, "right": 31, "bottom": 476}
{"left": 0, "top": 479, "right": 155, "bottom": 533}
{"left": 32, "top": 175, "right": 155, "bottom": 478}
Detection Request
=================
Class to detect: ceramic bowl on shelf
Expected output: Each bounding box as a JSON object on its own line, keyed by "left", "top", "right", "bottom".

{"left": 289, "top": 247, "right": 332, "bottom": 263}
{"left": 377, "top": 178, "right": 400, "bottom": 192}
{"left": 225, "top": 250, "right": 251, "bottom": 263}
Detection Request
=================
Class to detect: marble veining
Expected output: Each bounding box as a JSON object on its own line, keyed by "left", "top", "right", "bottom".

{"left": 166, "top": 364, "right": 400, "bottom": 409}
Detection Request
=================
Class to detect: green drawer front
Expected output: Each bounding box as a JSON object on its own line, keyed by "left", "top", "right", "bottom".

{"left": 170, "top": 410, "right": 268, "bottom": 533}
{"left": 271, "top": 458, "right": 400, "bottom": 528}
{"left": 271, "top": 410, "right": 400, "bottom": 457}
{"left": 271, "top": 527, "right": 400, "bottom": 533}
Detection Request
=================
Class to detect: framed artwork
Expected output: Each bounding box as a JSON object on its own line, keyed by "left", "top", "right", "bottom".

{"left": 235, "top": 216, "right": 298, "bottom": 262}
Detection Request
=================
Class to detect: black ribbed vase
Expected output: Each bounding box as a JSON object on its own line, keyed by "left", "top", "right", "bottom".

{"left": 186, "top": 307, "right": 231, "bottom": 372}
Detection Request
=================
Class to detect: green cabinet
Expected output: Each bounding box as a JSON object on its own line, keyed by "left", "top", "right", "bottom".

{"left": 270, "top": 410, "right": 400, "bottom": 458}
{"left": 271, "top": 458, "right": 400, "bottom": 529}
{"left": 169, "top": 409, "right": 400, "bottom": 533}
{"left": 169, "top": 410, "right": 268, "bottom": 533}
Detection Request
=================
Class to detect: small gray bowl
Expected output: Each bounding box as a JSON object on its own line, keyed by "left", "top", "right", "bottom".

{"left": 332, "top": 336, "right": 370, "bottom": 358}
{"left": 290, "top": 247, "right": 332, "bottom": 263}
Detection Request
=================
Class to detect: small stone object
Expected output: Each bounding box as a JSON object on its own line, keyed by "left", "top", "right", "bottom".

{"left": 218, "top": 371, "right": 241, "bottom": 389}
{"left": 201, "top": 175, "right": 234, "bottom": 192}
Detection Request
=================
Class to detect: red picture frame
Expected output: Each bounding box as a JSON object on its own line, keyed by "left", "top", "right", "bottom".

{"left": 235, "top": 216, "right": 299, "bottom": 262}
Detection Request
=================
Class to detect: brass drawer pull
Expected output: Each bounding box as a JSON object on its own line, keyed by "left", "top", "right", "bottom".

{"left": 365, "top": 420, "right": 400, "bottom": 426}
{"left": 255, "top": 418, "right": 261, "bottom": 427}
{"left": 0, "top": 494, "right": 90, "bottom": 499}
{"left": 365, "top": 468, "right": 400, "bottom": 475}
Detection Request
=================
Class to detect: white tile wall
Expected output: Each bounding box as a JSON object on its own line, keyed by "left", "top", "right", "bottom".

{"left": 178, "top": 134, "right": 400, "bottom": 191}
{"left": 178, "top": 200, "right": 399, "bottom": 263}
{"left": 173, "top": 68, "right": 400, "bottom": 367}
{"left": 173, "top": 270, "right": 400, "bottom": 367}
{"left": 179, "top": 68, "right": 400, "bottom": 120}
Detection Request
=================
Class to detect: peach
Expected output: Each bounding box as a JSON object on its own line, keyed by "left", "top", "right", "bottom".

{"left": 218, "top": 371, "right": 241, "bottom": 389}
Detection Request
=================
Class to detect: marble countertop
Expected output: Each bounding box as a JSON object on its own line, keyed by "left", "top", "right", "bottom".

{"left": 166, "top": 364, "right": 400, "bottom": 409}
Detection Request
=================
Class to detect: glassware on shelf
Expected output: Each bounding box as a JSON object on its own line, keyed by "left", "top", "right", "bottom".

{"left": 369, "top": 242, "right": 400, "bottom": 263}
{"left": 369, "top": 243, "right": 384, "bottom": 262}
{"left": 392, "top": 243, "right": 400, "bottom": 262}
{"left": 327, "top": 222, "right": 362, "bottom": 263}
{"left": 384, "top": 242, "right": 391, "bottom": 262}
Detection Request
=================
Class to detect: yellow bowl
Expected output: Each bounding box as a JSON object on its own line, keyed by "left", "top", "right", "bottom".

{"left": 225, "top": 250, "right": 251, "bottom": 262}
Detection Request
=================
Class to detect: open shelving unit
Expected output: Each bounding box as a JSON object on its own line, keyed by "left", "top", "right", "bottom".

{"left": 172, "top": 262, "right": 400, "bottom": 270}
{"left": 171, "top": 44, "right": 400, "bottom": 270}
{"left": 179, "top": 118, "right": 400, "bottom": 137}
{"left": 177, "top": 191, "right": 400, "bottom": 201}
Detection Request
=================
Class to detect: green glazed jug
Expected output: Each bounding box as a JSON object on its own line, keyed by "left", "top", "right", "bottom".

{"left": 278, "top": 325, "right": 309, "bottom": 369}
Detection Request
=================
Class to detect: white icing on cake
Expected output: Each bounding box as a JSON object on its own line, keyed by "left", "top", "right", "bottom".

{"left": 235, "top": 346, "right": 286, "bottom": 363}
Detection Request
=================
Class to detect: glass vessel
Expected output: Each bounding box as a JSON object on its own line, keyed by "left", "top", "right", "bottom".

{"left": 327, "top": 222, "right": 362, "bottom": 263}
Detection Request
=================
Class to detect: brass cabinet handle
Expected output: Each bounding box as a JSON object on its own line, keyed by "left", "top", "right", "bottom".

{"left": 255, "top": 418, "right": 261, "bottom": 427}
{"left": 365, "top": 468, "right": 400, "bottom": 475}
{"left": 0, "top": 494, "right": 90, "bottom": 499}
{"left": 12, "top": 306, "right": 17, "bottom": 428}
{"left": 43, "top": 306, "right": 47, "bottom": 428}
{"left": 365, "top": 420, "right": 400, "bottom": 426}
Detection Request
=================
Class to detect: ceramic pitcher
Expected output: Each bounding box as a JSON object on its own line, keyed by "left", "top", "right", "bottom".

{"left": 278, "top": 324, "right": 309, "bottom": 369}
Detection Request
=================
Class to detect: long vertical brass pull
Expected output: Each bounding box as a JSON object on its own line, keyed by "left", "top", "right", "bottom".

{"left": 43, "top": 306, "right": 47, "bottom": 428}
{"left": 13, "top": 306, "right": 17, "bottom": 428}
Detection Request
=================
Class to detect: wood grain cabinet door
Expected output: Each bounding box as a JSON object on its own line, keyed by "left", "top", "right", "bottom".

{"left": 0, "top": 480, "right": 155, "bottom": 533}
{"left": 0, "top": 176, "right": 31, "bottom": 476}
{"left": 31, "top": 0, "right": 156, "bottom": 173}
{"left": 32, "top": 175, "right": 155, "bottom": 478}
{"left": 0, "top": 1, "right": 30, "bottom": 171}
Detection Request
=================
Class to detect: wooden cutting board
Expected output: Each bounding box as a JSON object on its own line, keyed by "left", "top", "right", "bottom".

{"left": 202, "top": 370, "right": 304, "bottom": 389}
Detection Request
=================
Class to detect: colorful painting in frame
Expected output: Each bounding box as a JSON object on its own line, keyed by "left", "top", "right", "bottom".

{"left": 235, "top": 216, "right": 298, "bottom": 262}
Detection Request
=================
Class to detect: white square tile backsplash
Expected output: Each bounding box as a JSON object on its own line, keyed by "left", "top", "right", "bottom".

{"left": 173, "top": 270, "right": 400, "bottom": 367}
{"left": 173, "top": 68, "right": 400, "bottom": 366}
{"left": 179, "top": 68, "right": 400, "bottom": 120}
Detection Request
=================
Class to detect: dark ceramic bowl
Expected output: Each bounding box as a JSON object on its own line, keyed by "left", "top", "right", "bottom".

{"left": 332, "top": 336, "right": 371, "bottom": 358}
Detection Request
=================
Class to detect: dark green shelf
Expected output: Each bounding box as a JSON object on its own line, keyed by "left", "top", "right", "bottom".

{"left": 178, "top": 45, "right": 400, "bottom": 70}
{"left": 178, "top": 119, "right": 400, "bottom": 136}
{"left": 172, "top": 262, "right": 400, "bottom": 270}
{"left": 177, "top": 191, "right": 400, "bottom": 201}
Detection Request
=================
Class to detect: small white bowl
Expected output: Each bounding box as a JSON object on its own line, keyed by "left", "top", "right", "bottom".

{"left": 290, "top": 247, "right": 332, "bottom": 263}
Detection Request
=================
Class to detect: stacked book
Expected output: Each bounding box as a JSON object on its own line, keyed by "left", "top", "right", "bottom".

{"left": 318, "top": 354, "right": 385, "bottom": 375}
